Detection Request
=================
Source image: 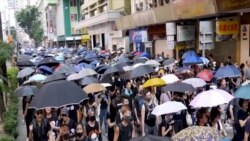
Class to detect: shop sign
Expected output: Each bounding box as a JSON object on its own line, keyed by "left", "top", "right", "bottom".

{"left": 241, "top": 25, "right": 249, "bottom": 40}
{"left": 216, "top": 21, "right": 239, "bottom": 36}
{"left": 177, "top": 25, "right": 195, "bottom": 42}
{"left": 167, "top": 36, "right": 175, "bottom": 50}
{"left": 129, "top": 29, "right": 148, "bottom": 43}
{"left": 166, "top": 22, "right": 176, "bottom": 36}
{"left": 81, "top": 35, "right": 90, "bottom": 43}
{"left": 216, "top": 0, "right": 250, "bottom": 12}
{"left": 199, "top": 20, "right": 215, "bottom": 50}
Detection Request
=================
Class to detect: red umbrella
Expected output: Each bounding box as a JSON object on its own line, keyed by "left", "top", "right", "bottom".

{"left": 197, "top": 69, "right": 213, "bottom": 81}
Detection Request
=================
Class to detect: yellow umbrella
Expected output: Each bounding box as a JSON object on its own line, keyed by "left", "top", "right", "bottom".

{"left": 143, "top": 78, "right": 166, "bottom": 88}
{"left": 83, "top": 83, "right": 106, "bottom": 94}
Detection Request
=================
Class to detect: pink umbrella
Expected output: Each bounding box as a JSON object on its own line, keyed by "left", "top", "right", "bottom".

{"left": 190, "top": 89, "right": 234, "bottom": 108}
{"left": 197, "top": 69, "right": 213, "bottom": 81}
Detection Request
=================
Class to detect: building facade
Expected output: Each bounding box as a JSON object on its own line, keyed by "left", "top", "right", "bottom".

{"left": 116, "top": 0, "right": 250, "bottom": 64}
{"left": 74, "top": 0, "right": 131, "bottom": 51}
{"left": 55, "top": 0, "right": 82, "bottom": 47}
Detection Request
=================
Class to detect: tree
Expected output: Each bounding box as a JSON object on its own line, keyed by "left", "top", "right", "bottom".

{"left": 0, "top": 41, "right": 13, "bottom": 121}
{"left": 16, "top": 6, "right": 43, "bottom": 45}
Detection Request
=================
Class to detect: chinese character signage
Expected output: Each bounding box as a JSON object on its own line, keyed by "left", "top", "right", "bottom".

{"left": 216, "top": 21, "right": 239, "bottom": 36}
{"left": 216, "top": 0, "right": 250, "bottom": 12}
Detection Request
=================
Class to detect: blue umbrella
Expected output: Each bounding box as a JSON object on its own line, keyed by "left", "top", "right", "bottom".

{"left": 215, "top": 65, "right": 241, "bottom": 79}
{"left": 55, "top": 55, "right": 65, "bottom": 62}
{"left": 200, "top": 57, "right": 210, "bottom": 65}
{"left": 235, "top": 84, "right": 250, "bottom": 99}
{"left": 183, "top": 56, "right": 203, "bottom": 65}
{"left": 140, "top": 52, "right": 150, "bottom": 59}
{"left": 38, "top": 66, "right": 53, "bottom": 75}
{"left": 182, "top": 50, "right": 198, "bottom": 59}
{"left": 75, "top": 63, "right": 94, "bottom": 72}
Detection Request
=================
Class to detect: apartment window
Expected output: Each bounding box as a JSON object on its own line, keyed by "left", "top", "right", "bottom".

{"left": 70, "top": 0, "right": 77, "bottom": 6}
{"left": 70, "top": 14, "right": 78, "bottom": 21}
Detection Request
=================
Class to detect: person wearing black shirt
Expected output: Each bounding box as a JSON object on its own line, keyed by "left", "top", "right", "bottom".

{"left": 29, "top": 110, "right": 51, "bottom": 141}
{"left": 114, "top": 106, "right": 135, "bottom": 141}
{"left": 75, "top": 123, "right": 88, "bottom": 141}
{"left": 24, "top": 96, "right": 35, "bottom": 140}
{"left": 106, "top": 112, "right": 116, "bottom": 141}
{"left": 234, "top": 99, "right": 249, "bottom": 141}
{"left": 56, "top": 124, "right": 74, "bottom": 141}
{"left": 85, "top": 108, "right": 101, "bottom": 141}
{"left": 159, "top": 114, "right": 174, "bottom": 137}
{"left": 99, "top": 92, "right": 108, "bottom": 134}
{"left": 141, "top": 91, "right": 158, "bottom": 136}
{"left": 59, "top": 107, "right": 76, "bottom": 136}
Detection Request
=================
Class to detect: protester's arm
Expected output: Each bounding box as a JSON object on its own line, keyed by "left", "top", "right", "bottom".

{"left": 244, "top": 132, "right": 249, "bottom": 141}
{"left": 113, "top": 126, "right": 119, "bottom": 141}
{"left": 132, "top": 123, "right": 136, "bottom": 138}
{"left": 239, "top": 116, "right": 250, "bottom": 127}
{"left": 161, "top": 126, "right": 172, "bottom": 137}
{"left": 107, "top": 118, "right": 115, "bottom": 128}
{"left": 141, "top": 105, "right": 145, "bottom": 136}
{"left": 28, "top": 125, "right": 33, "bottom": 141}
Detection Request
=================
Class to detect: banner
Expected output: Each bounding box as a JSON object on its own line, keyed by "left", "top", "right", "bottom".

{"left": 129, "top": 29, "right": 148, "bottom": 43}
{"left": 216, "top": 0, "right": 250, "bottom": 12}
{"left": 216, "top": 21, "right": 239, "bottom": 36}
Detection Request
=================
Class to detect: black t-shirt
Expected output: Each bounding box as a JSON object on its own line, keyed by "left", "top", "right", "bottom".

{"left": 236, "top": 109, "right": 248, "bottom": 138}
{"left": 106, "top": 112, "right": 115, "bottom": 141}
{"left": 118, "top": 122, "right": 133, "bottom": 141}
{"left": 85, "top": 121, "right": 99, "bottom": 138}
{"left": 145, "top": 103, "right": 156, "bottom": 127}
{"left": 68, "top": 105, "right": 79, "bottom": 123}
{"left": 31, "top": 119, "right": 50, "bottom": 141}
{"left": 159, "top": 120, "right": 172, "bottom": 137}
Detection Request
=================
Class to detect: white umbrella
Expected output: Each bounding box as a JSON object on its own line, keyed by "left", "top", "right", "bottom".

{"left": 101, "top": 83, "right": 112, "bottom": 87}
{"left": 145, "top": 60, "right": 161, "bottom": 67}
{"left": 123, "top": 66, "right": 133, "bottom": 71}
{"left": 161, "top": 74, "right": 179, "bottom": 84}
{"left": 152, "top": 101, "right": 187, "bottom": 116}
{"left": 67, "top": 73, "right": 84, "bottom": 81}
{"left": 133, "top": 63, "right": 144, "bottom": 69}
{"left": 79, "top": 68, "right": 97, "bottom": 77}
{"left": 190, "top": 89, "right": 234, "bottom": 108}
{"left": 28, "top": 74, "right": 46, "bottom": 82}
{"left": 182, "top": 78, "right": 206, "bottom": 88}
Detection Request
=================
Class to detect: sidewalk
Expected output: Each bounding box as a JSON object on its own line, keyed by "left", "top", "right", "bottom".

{"left": 16, "top": 98, "right": 27, "bottom": 141}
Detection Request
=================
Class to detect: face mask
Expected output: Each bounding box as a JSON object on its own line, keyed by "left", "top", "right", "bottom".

{"left": 63, "top": 133, "right": 70, "bottom": 140}
{"left": 146, "top": 98, "right": 151, "bottom": 102}
{"left": 76, "top": 132, "right": 83, "bottom": 138}
{"left": 89, "top": 116, "right": 95, "bottom": 122}
{"left": 123, "top": 116, "right": 131, "bottom": 122}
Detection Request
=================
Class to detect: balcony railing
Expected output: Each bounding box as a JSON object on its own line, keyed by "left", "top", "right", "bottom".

{"left": 74, "top": 11, "right": 121, "bottom": 30}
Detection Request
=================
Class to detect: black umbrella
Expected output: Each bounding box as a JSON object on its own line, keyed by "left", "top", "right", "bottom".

{"left": 17, "top": 54, "right": 32, "bottom": 62}
{"left": 17, "top": 67, "right": 35, "bottom": 78}
{"left": 29, "top": 80, "right": 88, "bottom": 110}
{"left": 130, "top": 135, "right": 171, "bottom": 141}
{"left": 55, "top": 64, "right": 75, "bottom": 75}
{"left": 43, "top": 73, "right": 66, "bottom": 84}
{"left": 95, "top": 64, "right": 109, "bottom": 74}
{"left": 79, "top": 76, "right": 98, "bottom": 86}
{"left": 130, "top": 65, "right": 155, "bottom": 79}
{"left": 74, "top": 57, "right": 90, "bottom": 64}
{"left": 37, "top": 57, "right": 59, "bottom": 67}
{"left": 162, "top": 81, "right": 195, "bottom": 93}
{"left": 15, "top": 85, "right": 38, "bottom": 97}
{"left": 103, "top": 66, "right": 124, "bottom": 76}
{"left": 17, "top": 60, "right": 35, "bottom": 67}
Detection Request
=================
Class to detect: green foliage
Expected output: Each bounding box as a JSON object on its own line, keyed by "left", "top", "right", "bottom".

{"left": 3, "top": 67, "right": 19, "bottom": 138}
{"left": 0, "top": 136, "right": 15, "bottom": 141}
{"left": 0, "top": 42, "right": 13, "bottom": 63}
{"left": 16, "top": 6, "right": 43, "bottom": 45}
{"left": 3, "top": 102, "right": 18, "bottom": 137}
